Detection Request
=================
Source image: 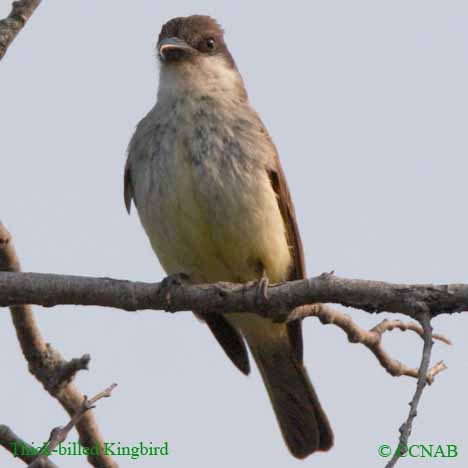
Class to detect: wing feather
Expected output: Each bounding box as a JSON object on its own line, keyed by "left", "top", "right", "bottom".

{"left": 124, "top": 161, "right": 133, "bottom": 214}
{"left": 267, "top": 146, "right": 306, "bottom": 363}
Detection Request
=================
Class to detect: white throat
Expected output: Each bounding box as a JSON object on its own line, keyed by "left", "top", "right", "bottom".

{"left": 157, "top": 55, "right": 244, "bottom": 102}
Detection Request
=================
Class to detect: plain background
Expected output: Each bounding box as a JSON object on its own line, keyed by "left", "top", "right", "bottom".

{"left": 1, "top": 1, "right": 467, "bottom": 467}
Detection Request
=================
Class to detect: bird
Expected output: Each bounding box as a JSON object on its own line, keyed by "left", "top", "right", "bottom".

{"left": 124, "top": 15, "right": 333, "bottom": 459}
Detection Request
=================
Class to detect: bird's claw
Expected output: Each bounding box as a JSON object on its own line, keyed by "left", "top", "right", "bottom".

{"left": 158, "top": 273, "right": 190, "bottom": 309}
{"left": 257, "top": 276, "right": 269, "bottom": 302}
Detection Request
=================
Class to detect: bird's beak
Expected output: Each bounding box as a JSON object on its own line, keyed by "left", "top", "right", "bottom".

{"left": 158, "top": 37, "right": 194, "bottom": 61}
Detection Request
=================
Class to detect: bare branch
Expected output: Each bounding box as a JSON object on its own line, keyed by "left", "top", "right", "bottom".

{"left": 0, "top": 221, "right": 452, "bottom": 467}
{"left": 385, "top": 311, "right": 434, "bottom": 468}
{"left": 0, "top": 0, "right": 42, "bottom": 60}
{"left": 290, "top": 304, "right": 448, "bottom": 383}
{"left": 0, "top": 269, "right": 467, "bottom": 320}
{"left": 0, "top": 425, "right": 57, "bottom": 467}
{"left": 0, "top": 223, "right": 118, "bottom": 468}
{"left": 28, "top": 383, "right": 118, "bottom": 468}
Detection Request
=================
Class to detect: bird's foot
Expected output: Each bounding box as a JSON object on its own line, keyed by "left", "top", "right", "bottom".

{"left": 247, "top": 268, "right": 269, "bottom": 309}
{"left": 256, "top": 275, "right": 269, "bottom": 302}
{"left": 158, "top": 273, "right": 190, "bottom": 309}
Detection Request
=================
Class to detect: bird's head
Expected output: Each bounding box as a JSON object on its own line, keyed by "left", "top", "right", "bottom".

{"left": 156, "top": 15, "right": 246, "bottom": 100}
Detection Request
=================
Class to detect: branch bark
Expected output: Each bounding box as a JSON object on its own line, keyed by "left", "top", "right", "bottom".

{"left": 0, "top": 269, "right": 467, "bottom": 319}
{"left": 0, "top": 223, "right": 118, "bottom": 468}
{"left": 0, "top": 0, "right": 42, "bottom": 60}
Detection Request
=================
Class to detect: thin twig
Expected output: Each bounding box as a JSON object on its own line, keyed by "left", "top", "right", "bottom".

{"left": 0, "top": 0, "right": 42, "bottom": 60}
{"left": 28, "top": 383, "right": 118, "bottom": 468}
{"left": 426, "top": 361, "right": 447, "bottom": 385}
{"left": 290, "top": 304, "right": 448, "bottom": 383}
{"left": 385, "top": 310, "right": 434, "bottom": 467}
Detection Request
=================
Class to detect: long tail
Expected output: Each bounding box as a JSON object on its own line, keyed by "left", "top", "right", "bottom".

{"left": 233, "top": 315, "right": 333, "bottom": 459}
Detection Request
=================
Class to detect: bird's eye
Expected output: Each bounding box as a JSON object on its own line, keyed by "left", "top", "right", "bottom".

{"left": 205, "top": 38, "right": 216, "bottom": 50}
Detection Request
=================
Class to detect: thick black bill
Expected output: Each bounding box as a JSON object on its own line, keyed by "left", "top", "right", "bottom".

{"left": 158, "top": 37, "right": 194, "bottom": 61}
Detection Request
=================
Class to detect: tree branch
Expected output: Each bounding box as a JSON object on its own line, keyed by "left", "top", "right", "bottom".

{"left": 0, "top": 0, "right": 42, "bottom": 60}
{"left": 0, "top": 269, "right": 467, "bottom": 319}
{"left": 0, "top": 222, "right": 455, "bottom": 467}
{"left": 0, "top": 223, "right": 117, "bottom": 468}
{"left": 0, "top": 425, "right": 57, "bottom": 467}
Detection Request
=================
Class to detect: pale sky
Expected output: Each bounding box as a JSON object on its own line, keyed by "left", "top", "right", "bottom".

{"left": 1, "top": 1, "right": 467, "bottom": 467}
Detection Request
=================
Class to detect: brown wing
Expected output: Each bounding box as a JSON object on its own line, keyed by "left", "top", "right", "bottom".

{"left": 267, "top": 152, "right": 306, "bottom": 363}
{"left": 267, "top": 162, "right": 306, "bottom": 280}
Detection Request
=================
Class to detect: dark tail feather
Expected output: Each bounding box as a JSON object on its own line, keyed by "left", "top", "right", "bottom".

{"left": 251, "top": 339, "right": 333, "bottom": 458}
{"left": 204, "top": 314, "right": 251, "bottom": 375}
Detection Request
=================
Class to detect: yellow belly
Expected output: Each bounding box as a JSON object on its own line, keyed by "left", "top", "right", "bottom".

{"left": 139, "top": 139, "right": 292, "bottom": 286}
